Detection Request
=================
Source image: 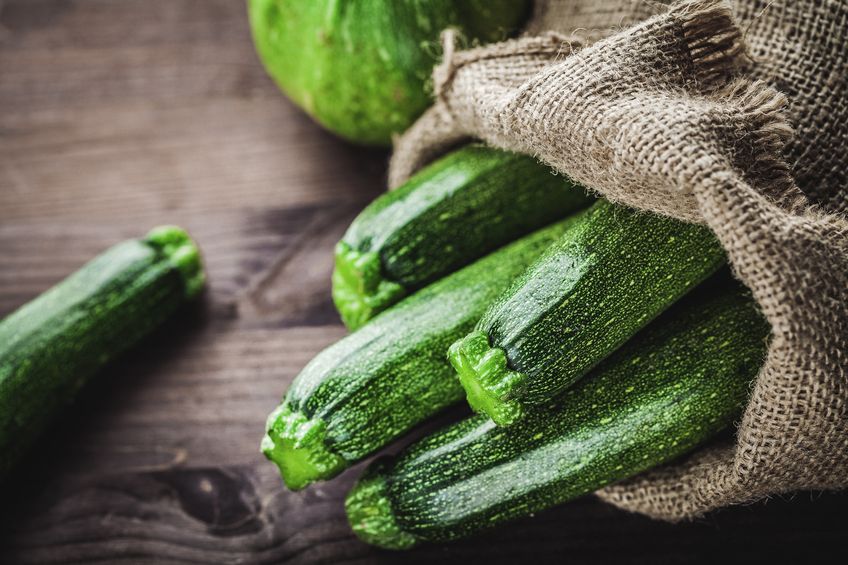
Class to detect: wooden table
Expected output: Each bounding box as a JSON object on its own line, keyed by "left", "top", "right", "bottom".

{"left": 0, "top": 1, "right": 844, "bottom": 563}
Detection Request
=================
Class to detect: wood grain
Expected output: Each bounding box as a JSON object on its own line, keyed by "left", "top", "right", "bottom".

{"left": 0, "top": 1, "right": 844, "bottom": 563}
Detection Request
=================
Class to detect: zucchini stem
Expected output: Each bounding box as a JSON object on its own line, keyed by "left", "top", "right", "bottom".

{"left": 145, "top": 225, "right": 205, "bottom": 299}
{"left": 261, "top": 403, "right": 348, "bottom": 490}
{"left": 332, "top": 242, "right": 406, "bottom": 330}
{"left": 448, "top": 331, "right": 526, "bottom": 426}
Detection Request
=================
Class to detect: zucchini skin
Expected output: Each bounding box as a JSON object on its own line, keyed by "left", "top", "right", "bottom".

{"left": 450, "top": 199, "right": 726, "bottom": 425}
{"left": 0, "top": 227, "right": 204, "bottom": 479}
{"left": 333, "top": 144, "right": 593, "bottom": 329}
{"left": 347, "top": 288, "right": 769, "bottom": 548}
{"left": 263, "top": 218, "right": 579, "bottom": 490}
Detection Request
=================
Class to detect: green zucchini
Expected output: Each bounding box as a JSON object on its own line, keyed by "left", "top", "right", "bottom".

{"left": 346, "top": 286, "right": 769, "bottom": 548}
{"left": 0, "top": 227, "right": 204, "bottom": 479}
{"left": 248, "top": 0, "right": 530, "bottom": 145}
{"left": 262, "top": 218, "right": 580, "bottom": 490}
{"left": 449, "top": 199, "right": 726, "bottom": 426}
{"left": 333, "top": 144, "right": 593, "bottom": 329}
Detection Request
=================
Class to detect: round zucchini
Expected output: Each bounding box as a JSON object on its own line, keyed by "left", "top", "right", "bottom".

{"left": 248, "top": 0, "right": 530, "bottom": 145}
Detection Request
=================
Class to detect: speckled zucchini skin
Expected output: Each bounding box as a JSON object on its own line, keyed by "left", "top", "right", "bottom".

{"left": 450, "top": 199, "right": 726, "bottom": 425}
{"left": 347, "top": 288, "right": 769, "bottom": 548}
{"left": 248, "top": 0, "right": 530, "bottom": 145}
{"left": 263, "top": 219, "right": 578, "bottom": 490}
{"left": 0, "top": 227, "right": 204, "bottom": 479}
{"left": 333, "top": 144, "right": 593, "bottom": 329}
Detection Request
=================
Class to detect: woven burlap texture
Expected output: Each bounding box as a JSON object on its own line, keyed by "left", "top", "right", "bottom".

{"left": 388, "top": 0, "right": 848, "bottom": 521}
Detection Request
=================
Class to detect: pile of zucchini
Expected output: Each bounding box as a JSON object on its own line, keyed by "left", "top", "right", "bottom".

{"left": 262, "top": 145, "right": 770, "bottom": 548}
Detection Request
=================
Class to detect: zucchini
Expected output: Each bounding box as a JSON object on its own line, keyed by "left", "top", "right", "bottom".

{"left": 333, "top": 144, "right": 593, "bottom": 329}
{"left": 0, "top": 227, "right": 204, "bottom": 479}
{"left": 262, "top": 218, "right": 579, "bottom": 490}
{"left": 449, "top": 199, "right": 725, "bottom": 425}
{"left": 248, "top": 0, "right": 530, "bottom": 145}
{"left": 346, "top": 286, "right": 769, "bottom": 548}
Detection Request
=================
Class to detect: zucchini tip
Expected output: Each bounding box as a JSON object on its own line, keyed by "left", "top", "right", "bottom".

{"left": 345, "top": 463, "right": 419, "bottom": 550}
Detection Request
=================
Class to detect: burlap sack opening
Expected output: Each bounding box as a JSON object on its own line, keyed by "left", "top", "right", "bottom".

{"left": 389, "top": 0, "right": 848, "bottom": 521}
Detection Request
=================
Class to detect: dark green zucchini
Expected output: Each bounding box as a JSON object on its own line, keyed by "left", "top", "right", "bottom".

{"left": 333, "top": 144, "right": 593, "bottom": 329}
{"left": 262, "top": 218, "right": 579, "bottom": 490}
{"left": 449, "top": 199, "right": 726, "bottom": 425}
{"left": 346, "top": 286, "right": 769, "bottom": 548}
{"left": 0, "top": 227, "right": 204, "bottom": 479}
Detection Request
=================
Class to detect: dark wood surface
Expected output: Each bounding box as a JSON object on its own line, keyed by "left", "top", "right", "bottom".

{"left": 0, "top": 1, "right": 844, "bottom": 563}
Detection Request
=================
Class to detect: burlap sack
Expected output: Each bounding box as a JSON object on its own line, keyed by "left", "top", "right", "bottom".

{"left": 388, "top": 0, "right": 848, "bottom": 521}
